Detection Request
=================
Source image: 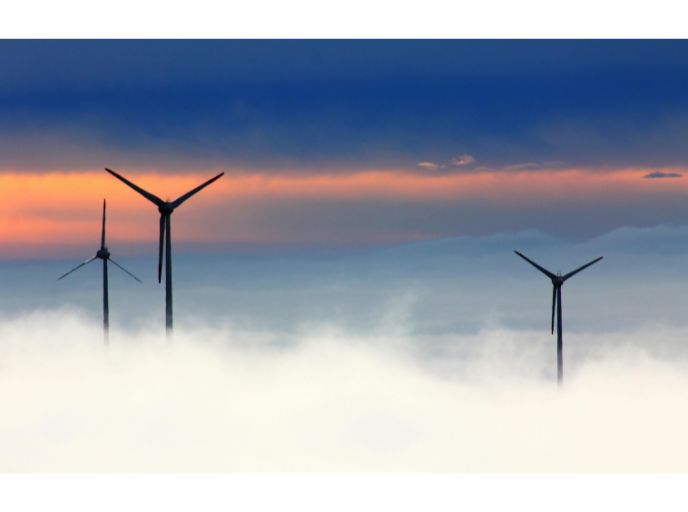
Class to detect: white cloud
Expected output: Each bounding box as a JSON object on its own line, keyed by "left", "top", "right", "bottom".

{"left": 417, "top": 154, "right": 475, "bottom": 171}
{"left": 451, "top": 153, "right": 475, "bottom": 166}
{"left": 417, "top": 161, "right": 440, "bottom": 171}
{"left": 2, "top": 312, "right": 688, "bottom": 471}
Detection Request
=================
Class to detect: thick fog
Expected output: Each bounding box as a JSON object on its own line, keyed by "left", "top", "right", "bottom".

{"left": 2, "top": 314, "right": 688, "bottom": 471}
{"left": 1, "top": 226, "right": 688, "bottom": 471}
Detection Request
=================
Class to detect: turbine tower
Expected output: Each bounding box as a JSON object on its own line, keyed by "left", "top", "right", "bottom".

{"left": 58, "top": 199, "right": 142, "bottom": 343}
{"left": 105, "top": 168, "right": 224, "bottom": 334}
{"left": 514, "top": 250, "right": 603, "bottom": 386}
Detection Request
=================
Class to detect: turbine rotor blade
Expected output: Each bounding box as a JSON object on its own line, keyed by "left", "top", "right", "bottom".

{"left": 105, "top": 168, "right": 164, "bottom": 207}
{"left": 101, "top": 198, "right": 106, "bottom": 250}
{"left": 551, "top": 285, "right": 557, "bottom": 334}
{"left": 171, "top": 172, "right": 224, "bottom": 209}
{"left": 109, "top": 258, "right": 142, "bottom": 283}
{"left": 562, "top": 256, "right": 604, "bottom": 281}
{"left": 158, "top": 214, "right": 166, "bottom": 283}
{"left": 514, "top": 250, "right": 556, "bottom": 279}
{"left": 57, "top": 256, "right": 97, "bottom": 280}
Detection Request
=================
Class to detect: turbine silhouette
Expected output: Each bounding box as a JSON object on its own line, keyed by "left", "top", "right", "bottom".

{"left": 105, "top": 168, "right": 224, "bottom": 334}
{"left": 514, "top": 250, "right": 603, "bottom": 386}
{"left": 58, "top": 199, "right": 142, "bottom": 343}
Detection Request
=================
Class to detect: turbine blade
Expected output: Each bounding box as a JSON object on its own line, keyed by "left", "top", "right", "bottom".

{"left": 562, "top": 256, "right": 604, "bottom": 281}
{"left": 158, "top": 214, "right": 165, "bottom": 283}
{"left": 101, "top": 198, "right": 106, "bottom": 250}
{"left": 171, "top": 172, "right": 224, "bottom": 209}
{"left": 109, "top": 258, "right": 142, "bottom": 283}
{"left": 551, "top": 285, "right": 556, "bottom": 335}
{"left": 514, "top": 250, "right": 556, "bottom": 279}
{"left": 57, "top": 256, "right": 97, "bottom": 280}
{"left": 105, "top": 168, "right": 164, "bottom": 207}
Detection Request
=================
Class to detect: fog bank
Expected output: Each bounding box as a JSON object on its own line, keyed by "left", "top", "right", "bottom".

{"left": 1, "top": 312, "right": 686, "bottom": 472}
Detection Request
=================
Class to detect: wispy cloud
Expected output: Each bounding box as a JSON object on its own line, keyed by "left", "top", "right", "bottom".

{"left": 418, "top": 153, "right": 476, "bottom": 171}
{"left": 451, "top": 153, "right": 476, "bottom": 166}
{"left": 644, "top": 171, "right": 683, "bottom": 179}
{"left": 503, "top": 162, "right": 541, "bottom": 171}
{"left": 417, "top": 161, "right": 440, "bottom": 171}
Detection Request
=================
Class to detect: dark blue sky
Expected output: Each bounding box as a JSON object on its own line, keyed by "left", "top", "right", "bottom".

{"left": 2, "top": 40, "right": 688, "bottom": 172}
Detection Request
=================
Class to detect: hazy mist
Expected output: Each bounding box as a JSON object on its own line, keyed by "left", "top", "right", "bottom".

{"left": 1, "top": 226, "right": 688, "bottom": 471}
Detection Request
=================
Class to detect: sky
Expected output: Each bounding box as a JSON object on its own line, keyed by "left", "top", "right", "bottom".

{"left": 3, "top": 40, "right": 688, "bottom": 254}
{"left": 4, "top": 40, "right": 688, "bottom": 472}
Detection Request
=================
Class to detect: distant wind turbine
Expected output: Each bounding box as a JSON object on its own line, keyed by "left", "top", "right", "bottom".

{"left": 58, "top": 199, "right": 142, "bottom": 343}
{"left": 514, "top": 250, "right": 603, "bottom": 386}
{"left": 105, "top": 168, "right": 224, "bottom": 334}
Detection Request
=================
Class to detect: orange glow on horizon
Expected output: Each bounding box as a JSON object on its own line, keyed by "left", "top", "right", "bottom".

{"left": 0, "top": 167, "right": 685, "bottom": 253}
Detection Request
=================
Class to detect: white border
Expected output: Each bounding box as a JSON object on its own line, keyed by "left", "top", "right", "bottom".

{"left": 1, "top": 474, "right": 687, "bottom": 512}
{"left": 0, "top": 0, "right": 687, "bottom": 38}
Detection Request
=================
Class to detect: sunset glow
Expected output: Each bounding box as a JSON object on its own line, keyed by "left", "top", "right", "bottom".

{"left": 0, "top": 167, "right": 684, "bottom": 256}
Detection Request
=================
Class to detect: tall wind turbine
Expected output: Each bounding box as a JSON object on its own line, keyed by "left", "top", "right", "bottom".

{"left": 58, "top": 199, "right": 142, "bottom": 343}
{"left": 514, "top": 251, "right": 603, "bottom": 385}
{"left": 105, "top": 168, "right": 224, "bottom": 334}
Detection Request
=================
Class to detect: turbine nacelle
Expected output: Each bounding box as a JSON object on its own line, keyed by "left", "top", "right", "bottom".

{"left": 96, "top": 248, "right": 110, "bottom": 260}
{"left": 158, "top": 202, "right": 175, "bottom": 216}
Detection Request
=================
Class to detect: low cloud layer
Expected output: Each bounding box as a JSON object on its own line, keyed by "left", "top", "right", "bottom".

{"left": 0, "top": 226, "right": 687, "bottom": 471}
{"left": 1, "top": 312, "right": 688, "bottom": 472}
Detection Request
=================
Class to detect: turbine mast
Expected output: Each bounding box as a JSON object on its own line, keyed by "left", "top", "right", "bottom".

{"left": 102, "top": 198, "right": 109, "bottom": 345}
{"left": 165, "top": 213, "right": 173, "bottom": 333}
{"left": 103, "top": 257, "right": 109, "bottom": 344}
{"left": 556, "top": 285, "right": 563, "bottom": 386}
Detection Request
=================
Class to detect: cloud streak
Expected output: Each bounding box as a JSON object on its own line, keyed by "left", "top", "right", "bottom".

{"left": 644, "top": 171, "right": 683, "bottom": 179}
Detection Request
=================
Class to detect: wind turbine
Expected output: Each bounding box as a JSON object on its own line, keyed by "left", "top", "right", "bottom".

{"left": 58, "top": 199, "right": 142, "bottom": 343}
{"left": 105, "top": 168, "right": 224, "bottom": 334}
{"left": 514, "top": 250, "right": 603, "bottom": 386}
